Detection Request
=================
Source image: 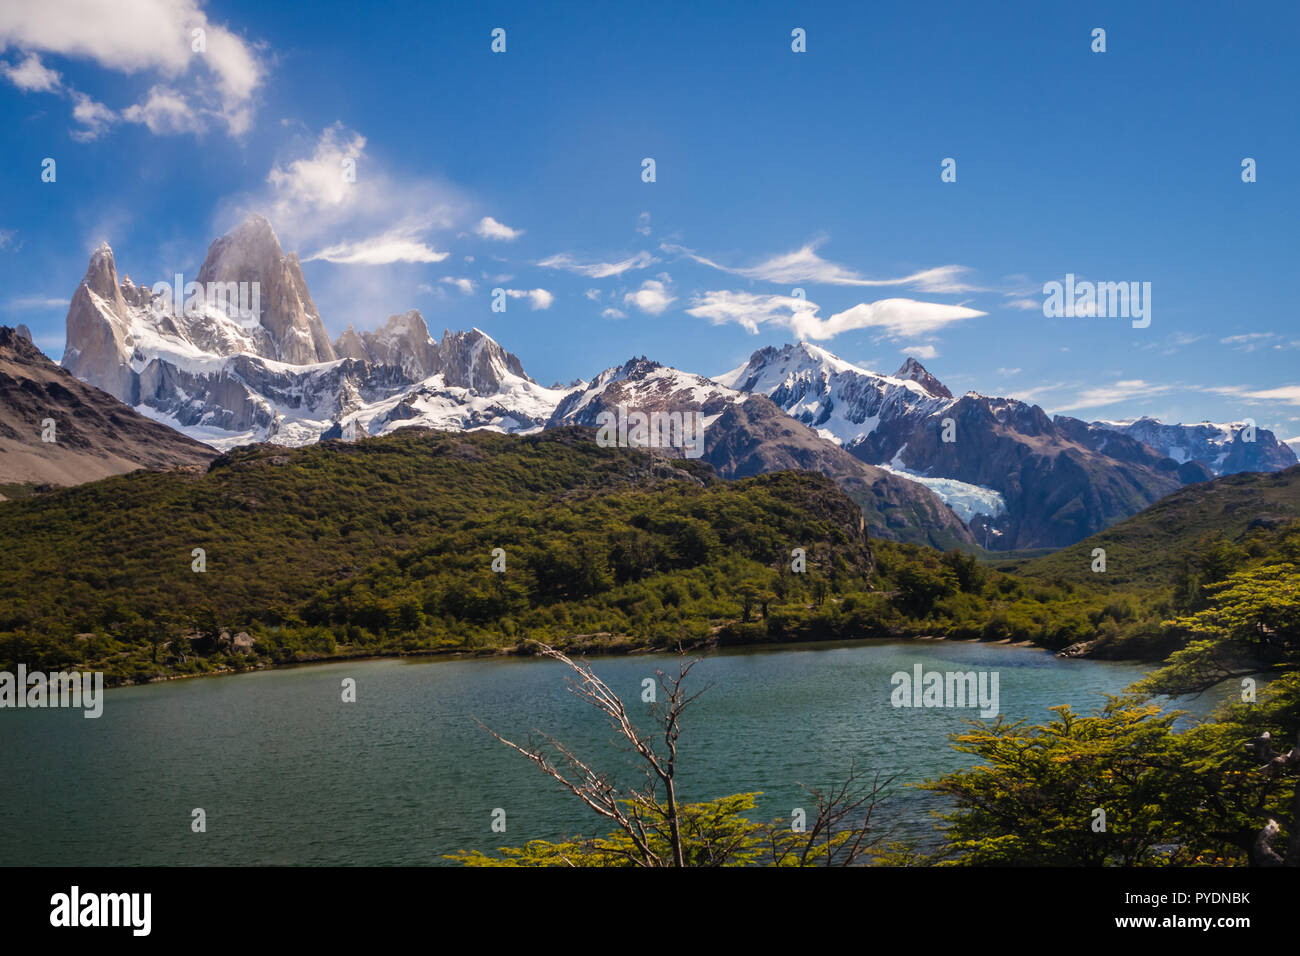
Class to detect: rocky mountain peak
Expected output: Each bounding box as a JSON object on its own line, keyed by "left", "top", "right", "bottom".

{"left": 894, "top": 356, "right": 952, "bottom": 399}
{"left": 196, "top": 213, "right": 336, "bottom": 365}
{"left": 197, "top": 214, "right": 283, "bottom": 280}
{"left": 83, "top": 242, "right": 122, "bottom": 298}
{"left": 436, "top": 327, "right": 533, "bottom": 390}
{"left": 0, "top": 324, "right": 42, "bottom": 358}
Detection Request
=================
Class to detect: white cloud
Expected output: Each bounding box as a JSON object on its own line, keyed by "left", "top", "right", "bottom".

{"left": 231, "top": 124, "right": 468, "bottom": 269}
{"left": 506, "top": 288, "right": 553, "bottom": 310}
{"left": 475, "top": 216, "right": 523, "bottom": 241}
{"left": 624, "top": 278, "right": 676, "bottom": 315}
{"left": 267, "top": 125, "right": 366, "bottom": 214}
{"left": 584, "top": 288, "right": 601, "bottom": 301}
{"left": 0, "top": 0, "right": 266, "bottom": 136}
{"left": 996, "top": 367, "right": 1021, "bottom": 377}
{"left": 663, "top": 239, "right": 978, "bottom": 292}
{"left": 686, "top": 290, "right": 818, "bottom": 335}
{"left": 601, "top": 307, "right": 626, "bottom": 320}
{"left": 1002, "top": 382, "right": 1068, "bottom": 405}
{"left": 899, "top": 344, "right": 939, "bottom": 360}
{"left": 306, "top": 231, "right": 448, "bottom": 265}
{"left": 1209, "top": 384, "right": 1300, "bottom": 406}
{"left": 538, "top": 250, "right": 655, "bottom": 278}
{"left": 4, "top": 294, "right": 69, "bottom": 309}
{"left": 636, "top": 212, "right": 651, "bottom": 236}
{"left": 440, "top": 277, "right": 475, "bottom": 295}
{"left": 122, "top": 85, "right": 204, "bottom": 135}
{"left": 687, "top": 290, "right": 983, "bottom": 340}
{"left": 1050, "top": 380, "right": 1177, "bottom": 413}
{"left": 2, "top": 52, "right": 61, "bottom": 92}
{"left": 69, "top": 91, "right": 116, "bottom": 140}
{"left": 1220, "top": 332, "right": 1291, "bottom": 353}
{"left": 1004, "top": 297, "right": 1041, "bottom": 311}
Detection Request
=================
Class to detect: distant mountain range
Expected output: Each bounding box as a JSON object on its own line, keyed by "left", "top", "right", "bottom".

{"left": 39, "top": 213, "right": 1297, "bottom": 549}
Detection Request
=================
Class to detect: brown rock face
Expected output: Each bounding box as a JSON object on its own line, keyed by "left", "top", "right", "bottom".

{"left": 703, "top": 396, "right": 976, "bottom": 549}
{"left": 0, "top": 326, "right": 215, "bottom": 489}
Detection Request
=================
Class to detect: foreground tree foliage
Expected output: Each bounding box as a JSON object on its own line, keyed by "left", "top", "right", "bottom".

{"left": 926, "top": 549, "right": 1300, "bottom": 866}
{"left": 450, "top": 642, "right": 898, "bottom": 867}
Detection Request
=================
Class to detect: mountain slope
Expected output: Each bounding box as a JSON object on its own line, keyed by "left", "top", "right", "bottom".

{"left": 718, "top": 342, "right": 1294, "bottom": 550}
{"left": 549, "top": 357, "right": 974, "bottom": 547}
{"left": 702, "top": 395, "right": 974, "bottom": 549}
{"left": 1015, "top": 464, "right": 1300, "bottom": 587}
{"left": 0, "top": 326, "right": 215, "bottom": 494}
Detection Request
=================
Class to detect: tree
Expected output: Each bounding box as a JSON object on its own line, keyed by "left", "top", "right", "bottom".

{"left": 454, "top": 641, "right": 895, "bottom": 866}
{"left": 1244, "top": 729, "right": 1300, "bottom": 866}
{"left": 925, "top": 701, "right": 1216, "bottom": 866}
{"left": 1136, "top": 562, "right": 1300, "bottom": 697}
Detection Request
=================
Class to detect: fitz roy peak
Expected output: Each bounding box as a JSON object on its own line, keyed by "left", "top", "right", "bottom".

{"left": 60, "top": 214, "right": 560, "bottom": 449}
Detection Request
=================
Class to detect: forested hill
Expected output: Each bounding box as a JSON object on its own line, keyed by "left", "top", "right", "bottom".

{"left": 1014, "top": 464, "right": 1300, "bottom": 588}
{"left": 0, "top": 427, "right": 873, "bottom": 682}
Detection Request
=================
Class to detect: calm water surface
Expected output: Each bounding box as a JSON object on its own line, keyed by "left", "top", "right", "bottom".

{"left": 0, "top": 639, "right": 1233, "bottom": 865}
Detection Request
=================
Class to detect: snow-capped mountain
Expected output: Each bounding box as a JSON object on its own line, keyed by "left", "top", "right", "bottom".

{"left": 548, "top": 357, "right": 740, "bottom": 430}
{"left": 60, "top": 215, "right": 569, "bottom": 450}
{"left": 54, "top": 215, "right": 1296, "bottom": 551}
{"left": 716, "top": 343, "right": 952, "bottom": 448}
{"left": 1082, "top": 417, "right": 1297, "bottom": 476}
{"left": 716, "top": 343, "right": 1297, "bottom": 549}
{"left": 548, "top": 356, "right": 976, "bottom": 548}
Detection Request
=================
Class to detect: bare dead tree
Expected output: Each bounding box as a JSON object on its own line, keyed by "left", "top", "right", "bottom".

{"left": 1245, "top": 730, "right": 1300, "bottom": 866}
{"left": 761, "top": 760, "right": 897, "bottom": 867}
{"left": 473, "top": 640, "right": 899, "bottom": 867}
{"left": 475, "top": 640, "right": 710, "bottom": 867}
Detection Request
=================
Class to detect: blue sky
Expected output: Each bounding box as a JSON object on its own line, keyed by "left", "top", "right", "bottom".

{"left": 2, "top": 0, "right": 1298, "bottom": 442}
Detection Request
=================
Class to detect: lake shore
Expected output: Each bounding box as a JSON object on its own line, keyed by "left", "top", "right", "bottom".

{"left": 110, "top": 629, "right": 1059, "bottom": 690}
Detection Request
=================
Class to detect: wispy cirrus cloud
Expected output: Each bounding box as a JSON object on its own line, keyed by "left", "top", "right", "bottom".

{"left": 537, "top": 250, "right": 656, "bottom": 278}
{"left": 307, "top": 231, "right": 448, "bottom": 265}
{"left": 686, "top": 289, "right": 984, "bottom": 340}
{"left": 4, "top": 294, "right": 69, "bottom": 310}
{"left": 1219, "top": 332, "right": 1299, "bottom": 353}
{"left": 1208, "top": 384, "right": 1300, "bottom": 406}
{"left": 662, "top": 239, "right": 978, "bottom": 292}
{"left": 1039, "top": 379, "right": 1178, "bottom": 413}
